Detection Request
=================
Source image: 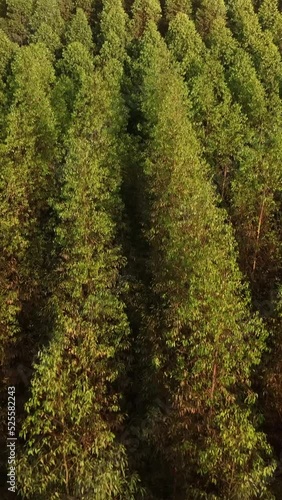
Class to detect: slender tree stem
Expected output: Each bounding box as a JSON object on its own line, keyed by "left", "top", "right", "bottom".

{"left": 252, "top": 190, "right": 266, "bottom": 277}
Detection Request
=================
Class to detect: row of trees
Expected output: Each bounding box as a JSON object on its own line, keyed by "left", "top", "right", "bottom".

{"left": 0, "top": 0, "right": 282, "bottom": 498}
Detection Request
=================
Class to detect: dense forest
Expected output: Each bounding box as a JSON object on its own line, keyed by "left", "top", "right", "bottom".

{"left": 1, "top": 0, "right": 282, "bottom": 498}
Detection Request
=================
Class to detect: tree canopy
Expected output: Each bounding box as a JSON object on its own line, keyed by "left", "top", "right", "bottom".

{"left": 0, "top": 1, "right": 282, "bottom": 498}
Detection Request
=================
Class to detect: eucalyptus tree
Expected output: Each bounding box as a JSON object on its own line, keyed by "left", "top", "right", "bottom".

{"left": 1, "top": 0, "right": 33, "bottom": 44}
{"left": 31, "top": 0, "right": 64, "bottom": 38}
{"left": 195, "top": 0, "right": 226, "bottom": 43}
{"left": 194, "top": 0, "right": 282, "bottom": 300}
{"left": 167, "top": 13, "right": 247, "bottom": 202}
{"left": 51, "top": 40, "right": 94, "bottom": 143}
{"left": 28, "top": 0, "right": 65, "bottom": 55}
{"left": 0, "top": 43, "right": 56, "bottom": 369}
{"left": 65, "top": 7, "right": 94, "bottom": 51}
{"left": 205, "top": 1, "right": 282, "bottom": 482}
{"left": 222, "top": 0, "right": 282, "bottom": 297}
{"left": 131, "top": 0, "right": 162, "bottom": 38}
{"left": 258, "top": 0, "right": 282, "bottom": 51}
{"left": 225, "top": 0, "right": 282, "bottom": 96}
{"left": 17, "top": 43, "right": 140, "bottom": 499}
{"left": 164, "top": 0, "right": 192, "bottom": 21}
{"left": 135, "top": 21, "right": 274, "bottom": 499}
{"left": 98, "top": 0, "right": 129, "bottom": 60}
{"left": 30, "top": 23, "right": 62, "bottom": 55}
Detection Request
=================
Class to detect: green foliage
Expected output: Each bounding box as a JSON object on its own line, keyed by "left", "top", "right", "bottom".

{"left": 167, "top": 12, "right": 204, "bottom": 79}
{"left": 31, "top": 0, "right": 64, "bottom": 36}
{"left": 231, "top": 97, "right": 282, "bottom": 289}
{"left": 65, "top": 7, "right": 94, "bottom": 51}
{"left": 1, "top": 1, "right": 282, "bottom": 498}
{"left": 17, "top": 334, "right": 139, "bottom": 499}
{"left": 226, "top": 0, "right": 282, "bottom": 94}
{"left": 135, "top": 21, "right": 274, "bottom": 498}
{"left": 0, "top": 26, "right": 15, "bottom": 74}
{"left": 0, "top": 28, "right": 16, "bottom": 138}
{"left": 99, "top": 0, "right": 129, "bottom": 61}
{"left": 205, "top": 2, "right": 282, "bottom": 293}
{"left": 131, "top": 0, "right": 161, "bottom": 38}
{"left": 52, "top": 41, "right": 94, "bottom": 139}
{"left": 167, "top": 13, "right": 247, "bottom": 201}
{"left": 58, "top": 0, "right": 74, "bottom": 21}
{"left": 31, "top": 22, "right": 62, "bottom": 54}
{"left": 227, "top": 47, "right": 267, "bottom": 123}
{"left": 74, "top": 0, "right": 93, "bottom": 18}
{"left": 195, "top": 0, "right": 227, "bottom": 41}
{"left": 2, "top": 0, "right": 33, "bottom": 44}
{"left": 191, "top": 57, "right": 247, "bottom": 198}
{"left": 258, "top": 0, "right": 282, "bottom": 50}
{"left": 164, "top": 0, "right": 192, "bottom": 21}
{"left": 17, "top": 60, "right": 140, "bottom": 499}
{"left": 0, "top": 43, "right": 56, "bottom": 367}
{"left": 28, "top": 0, "right": 65, "bottom": 54}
